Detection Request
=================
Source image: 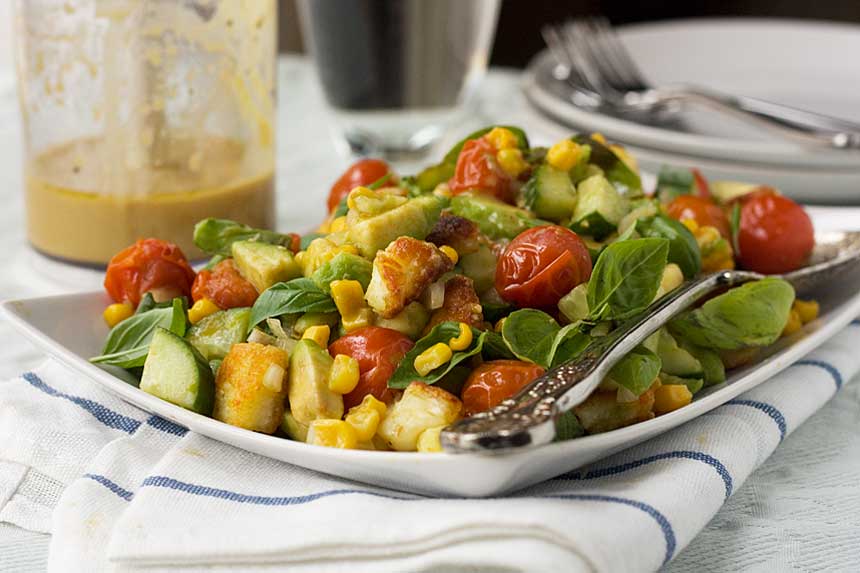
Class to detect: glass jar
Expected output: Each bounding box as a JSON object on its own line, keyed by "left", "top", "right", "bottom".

{"left": 15, "top": 0, "right": 277, "bottom": 265}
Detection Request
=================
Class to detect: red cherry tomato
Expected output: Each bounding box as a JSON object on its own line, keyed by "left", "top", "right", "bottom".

{"left": 461, "top": 360, "right": 545, "bottom": 416}
{"left": 666, "top": 195, "right": 731, "bottom": 239}
{"left": 495, "top": 226, "right": 592, "bottom": 308}
{"left": 737, "top": 190, "right": 814, "bottom": 274}
{"left": 328, "top": 326, "right": 415, "bottom": 410}
{"left": 191, "top": 259, "right": 259, "bottom": 309}
{"left": 449, "top": 138, "right": 515, "bottom": 203}
{"left": 104, "top": 238, "right": 196, "bottom": 306}
{"left": 692, "top": 168, "right": 711, "bottom": 199}
{"left": 326, "top": 158, "right": 391, "bottom": 213}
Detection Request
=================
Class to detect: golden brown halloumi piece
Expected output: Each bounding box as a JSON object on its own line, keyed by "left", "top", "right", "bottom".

{"left": 423, "top": 275, "right": 485, "bottom": 334}
{"left": 425, "top": 213, "right": 482, "bottom": 255}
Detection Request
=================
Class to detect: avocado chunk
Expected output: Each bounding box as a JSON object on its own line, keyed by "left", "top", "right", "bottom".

{"left": 347, "top": 194, "right": 445, "bottom": 258}
{"left": 140, "top": 327, "right": 215, "bottom": 414}
{"left": 656, "top": 329, "right": 703, "bottom": 378}
{"left": 187, "top": 307, "right": 252, "bottom": 361}
{"left": 558, "top": 283, "right": 589, "bottom": 323}
{"left": 524, "top": 163, "right": 577, "bottom": 221}
{"left": 287, "top": 339, "right": 343, "bottom": 424}
{"left": 570, "top": 174, "right": 628, "bottom": 240}
{"left": 231, "top": 240, "right": 302, "bottom": 292}
{"left": 375, "top": 302, "right": 430, "bottom": 340}
{"left": 659, "top": 372, "right": 704, "bottom": 395}
{"left": 459, "top": 243, "right": 497, "bottom": 294}
{"left": 449, "top": 194, "right": 543, "bottom": 240}
{"left": 310, "top": 252, "right": 373, "bottom": 293}
{"left": 679, "top": 342, "right": 726, "bottom": 386}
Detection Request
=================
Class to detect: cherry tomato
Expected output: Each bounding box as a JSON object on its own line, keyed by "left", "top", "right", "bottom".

{"left": 191, "top": 259, "right": 259, "bottom": 309}
{"left": 666, "top": 195, "right": 730, "bottom": 239}
{"left": 327, "top": 158, "right": 391, "bottom": 213}
{"left": 328, "top": 326, "right": 414, "bottom": 410}
{"left": 104, "top": 238, "right": 196, "bottom": 306}
{"left": 692, "top": 168, "right": 711, "bottom": 199}
{"left": 461, "top": 360, "right": 545, "bottom": 416}
{"left": 737, "top": 190, "right": 814, "bottom": 274}
{"left": 495, "top": 226, "right": 592, "bottom": 308}
{"left": 448, "top": 138, "right": 515, "bottom": 203}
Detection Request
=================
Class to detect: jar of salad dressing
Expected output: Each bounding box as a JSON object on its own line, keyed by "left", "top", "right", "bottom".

{"left": 15, "top": 0, "right": 277, "bottom": 265}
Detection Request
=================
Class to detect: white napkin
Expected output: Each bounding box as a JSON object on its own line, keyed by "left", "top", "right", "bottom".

{"left": 0, "top": 321, "right": 858, "bottom": 573}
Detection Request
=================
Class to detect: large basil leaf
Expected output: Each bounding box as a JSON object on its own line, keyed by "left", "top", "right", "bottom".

{"left": 500, "top": 309, "right": 590, "bottom": 368}
{"left": 550, "top": 324, "right": 591, "bottom": 367}
{"left": 91, "top": 298, "right": 187, "bottom": 368}
{"left": 388, "top": 322, "right": 487, "bottom": 389}
{"left": 587, "top": 237, "right": 669, "bottom": 320}
{"left": 655, "top": 165, "right": 694, "bottom": 204}
{"left": 572, "top": 134, "right": 641, "bottom": 194}
{"left": 607, "top": 345, "right": 662, "bottom": 397}
{"left": 249, "top": 278, "right": 337, "bottom": 328}
{"left": 636, "top": 214, "right": 701, "bottom": 279}
{"left": 482, "top": 331, "right": 517, "bottom": 360}
{"left": 193, "top": 218, "right": 294, "bottom": 256}
{"left": 669, "top": 278, "right": 795, "bottom": 350}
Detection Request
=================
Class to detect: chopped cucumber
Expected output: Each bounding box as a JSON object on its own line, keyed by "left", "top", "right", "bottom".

{"left": 187, "top": 307, "right": 252, "bottom": 361}
{"left": 524, "top": 163, "right": 577, "bottom": 221}
{"left": 231, "top": 241, "right": 302, "bottom": 292}
{"left": 449, "top": 194, "right": 543, "bottom": 240}
{"left": 570, "top": 174, "right": 627, "bottom": 240}
{"left": 140, "top": 328, "right": 215, "bottom": 414}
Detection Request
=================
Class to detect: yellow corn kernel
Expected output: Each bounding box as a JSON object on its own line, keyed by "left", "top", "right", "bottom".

{"left": 302, "top": 325, "right": 331, "bottom": 348}
{"left": 414, "top": 343, "right": 453, "bottom": 376}
{"left": 330, "top": 279, "right": 373, "bottom": 332}
{"left": 681, "top": 218, "right": 699, "bottom": 233}
{"left": 316, "top": 214, "right": 333, "bottom": 234}
{"left": 329, "top": 216, "right": 348, "bottom": 233}
{"left": 793, "top": 299, "right": 819, "bottom": 324}
{"left": 591, "top": 132, "right": 608, "bottom": 145}
{"left": 342, "top": 308, "right": 375, "bottom": 332}
{"left": 103, "top": 302, "right": 134, "bottom": 328}
{"left": 433, "top": 184, "right": 452, "bottom": 199}
{"left": 346, "top": 186, "right": 374, "bottom": 211}
{"left": 494, "top": 317, "right": 506, "bottom": 333}
{"left": 609, "top": 144, "right": 638, "bottom": 173}
{"left": 653, "top": 384, "right": 692, "bottom": 415}
{"left": 307, "top": 419, "right": 358, "bottom": 449}
{"left": 416, "top": 426, "right": 445, "bottom": 453}
{"left": 546, "top": 139, "right": 582, "bottom": 172}
{"left": 448, "top": 322, "right": 473, "bottom": 351}
{"left": 339, "top": 244, "right": 359, "bottom": 256}
{"left": 485, "top": 127, "right": 518, "bottom": 150}
{"left": 329, "top": 354, "right": 360, "bottom": 394}
{"left": 782, "top": 309, "right": 803, "bottom": 336}
{"left": 439, "top": 245, "right": 459, "bottom": 265}
{"left": 294, "top": 251, "right": 306, "bottom": 266}
{"left": 497, "top": 148, "right": 528, "bottom": 178}
{"left": 187, "top": 298, "right": 220, "bottom": 325}
{"left": 345, "top": 396, "right": 387, "bottom": 442}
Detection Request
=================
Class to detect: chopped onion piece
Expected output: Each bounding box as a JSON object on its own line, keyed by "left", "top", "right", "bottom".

{"left": 262, "top": 363, "right": 285, "bottom": 392}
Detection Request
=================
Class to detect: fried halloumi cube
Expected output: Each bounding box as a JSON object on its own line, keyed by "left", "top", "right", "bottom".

{"left": 365, "top": 237, "right": 454, "bottom": 318}
{"left": 425, "top": 213, "right": 482, "bottom": 255}
{"left": 423, "top": 275, "right": 485, "bottom": 334}
{"left": 573, "top": 388, "right": 656, "bottom": 434}
{"left": 377, "top": 382, "right": 462, "bottom": 451}
{"left": 214, "top": 343, "right": 289, "bottom": 434}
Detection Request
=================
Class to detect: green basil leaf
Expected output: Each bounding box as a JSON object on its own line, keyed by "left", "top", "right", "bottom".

{"left": 91, "top": 298, "right": 187, "bottom": 368}
{"left": 655, "top": 165, "right": 694, "bottom": 204}
{"left": 249, "top": 278, "right": 337, "bottom": 328}
{"left": 481, "top": 331, "right": 517, "bottom": 361}
{"left": 608, "top": 345, "right": 662, "bottom": 397}
{"left": 193, "top": 218, "right": 294, "bottom": 256}
{"left": 367, "top": 173, "right": 394, "bottom": 190}
{"left": 203, "top": 254, "right": 227, "bottom": 271}
{"left": 730, "top": 202, "right": 742, "bottom": 256}
{"left": 388, "top": 322, "right": 487, "bottom": 389}
{"left": 555, "top": 410, "right": 586, "bottom": 441}
{"left": 549, "top": 324, "right": 591, "bottom": 367}
{"left": 135, "top": 292, "right": 157, "bottom": 315}
{"left": 572, "top": 134, "right": 641, "bottom": 195}
{"left": 636, "top": 214, "right": 701, "bottom": 279}
{"left": 500, "top": 309, "right": 559, "bottom": 366}
{"left": 587, "top": 237, "right": 670, "bottom": 320}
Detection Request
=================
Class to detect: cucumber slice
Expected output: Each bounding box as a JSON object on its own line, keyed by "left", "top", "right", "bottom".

{"left": 187, "top": 307, "right": 252, "bottom": 361}
{"left": 570, "top": 174, "right": 627, "bottom": 240}
{"left": 524, "top": 164, "right": 577, "bottom": 221}
{"left": 656, "top": 329, "right": 703, "bottom": 379}
{"left": 140, "top": 328, "right": 215, "bottom": 414}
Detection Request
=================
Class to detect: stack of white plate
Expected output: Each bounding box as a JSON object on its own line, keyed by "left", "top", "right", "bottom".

{"left": 523, "top": 18, "right": 860, "bottom": 204}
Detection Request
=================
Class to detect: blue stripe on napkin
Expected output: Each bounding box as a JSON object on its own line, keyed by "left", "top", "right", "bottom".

{"left": 791, "top": 359, "right": 843, "bottom": 389}
{"left": 83, "top": 473, "right": 134, "bottom": 501}
{"left": 726, "top": 399, "right": 787, "bottom": 440}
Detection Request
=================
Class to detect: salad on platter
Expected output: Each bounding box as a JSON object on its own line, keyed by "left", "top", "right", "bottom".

{"left": 91, "top": 127, "right": 819, "bottom": 453}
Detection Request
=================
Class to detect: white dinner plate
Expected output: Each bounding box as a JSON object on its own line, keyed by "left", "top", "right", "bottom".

{"left": 3, "top": 248, "right": 860, "bottom": 497}
{"left": 523, "top": 19, "right": 860, "bottom": 182}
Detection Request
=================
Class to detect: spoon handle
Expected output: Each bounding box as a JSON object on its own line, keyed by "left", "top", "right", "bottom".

{"left": 441, "top": 270, "right": 756, "bottom": 454}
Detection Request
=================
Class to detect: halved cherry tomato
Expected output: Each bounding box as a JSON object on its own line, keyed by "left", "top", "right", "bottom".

{"left": 104, "top": 238, "right": 196, "bottom": 306}
{"left": 328, "top": 326, "right": 414, "bottom": 410}
{"left": 449, "top": 138, "right": 515, "bottom": 203}
{"left": 327, "top": 158, "right": 391, "bottom": 213}
{"left": 461, "top": 360, "right": 545, "bottom": 416}
{"left": 191, "top": 259, "right": 259, "bottom": 309}
{"left": 495, "top": 226, "right": 592, "bottom": 308}
{"left": 737, "top": 189, "right": 814, "bottom": 274}
{"left": 666, "top": 195, "right": 730, "bottom": 239}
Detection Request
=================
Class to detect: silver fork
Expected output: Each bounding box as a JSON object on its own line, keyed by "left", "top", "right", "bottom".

{"left": 542, "top": 18, "right": 860, "bottom": 150}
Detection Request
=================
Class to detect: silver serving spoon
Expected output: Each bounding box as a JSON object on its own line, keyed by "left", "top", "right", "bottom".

{"left": 441, "top": 231, "right": 860, "bottom": 454}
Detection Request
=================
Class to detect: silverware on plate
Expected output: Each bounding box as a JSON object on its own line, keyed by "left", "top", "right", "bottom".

{"left": 542, "top": 18, "right": 860, "bottom": 150}
{"left": 441, "top": 231, "right": 860, "bottom": 454}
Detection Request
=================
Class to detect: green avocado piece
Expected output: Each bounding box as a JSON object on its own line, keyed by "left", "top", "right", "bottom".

{"left": 558, "top": 283, "right": 589, "bottom": 323}
{"left": 679, "top": 342, "right": 726, "bottom": 386}
{"left": 659, "top": 372, "right": 704, "bottom": 395}
{"left": 375, "top": 302, "right": 430, "bottom": 340}
{"left": 187, "top": 307, "right": 252, "bottom": 361}
{"left": 459, "top": 243, "right": 497, "bottom": 294}
{"left": 570, "top": 174, "right": 628, "bottom": 240}
{"left": 310, "top": 252, "right": 373, "bottom": 293}
{"left": 231, "top": 241, "right": 302, "bottom": 293}
{"left": 449, "top": 193, "right": 544, "bottom": 240}
{"left": 656, "top": 329, "right": 703, "bottom": 378}
{"left": 347, "top": 194, "right": 445, "bottom": 258}
{"left": 287, "top": 339, "right": 343, "bottom": 424}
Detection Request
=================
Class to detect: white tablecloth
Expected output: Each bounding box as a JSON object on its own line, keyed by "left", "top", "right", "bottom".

{"left": 1, "top": 57, "right": 859, "bottom": 572}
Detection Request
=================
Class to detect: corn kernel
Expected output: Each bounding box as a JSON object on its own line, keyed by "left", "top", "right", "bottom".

{"left": 331, "top": 279, "right": 373, "bottom": 332}
{"left": 329, "top": 216, "right": 348, "bottom": 233}
{"left": 496, "top": 148, "right": 528, "bottom": 178}
{"left": 416, "top": 426, "right": 445, "bottom": 453}
{"left": 103, "top": 302, "right": 134, "bottom": 328}
{"left": 494, "top": 318, "right": 506, "bottom": 333}
{"left": 782, "top": 309, "right": 803, "bottom": 336}
{"left": 188, "top": 298, "right": 220, "bottom": 325}
{"left": 307, "top": 419, "right": 358, "bottom": 449}
{"left": 591, "top": 132, "right": 608, "bottom": 145}
{"left": 653, "top": 384, "right": 692, "bottom": 415}
{"left": 439, "top": 245, "right": 459, "bottom": 265}
{"left": 302, "top": 325, "right": 331, "bottom": 348}
{"left": 793, "top": 299, "right": 819, "bottom": 324}
{"left": 414, "top": 343, "right": 453, "bottom": 376}
{"left": 339, "top": 244, "right": 359, "bottom": 256}
{"left": 345, "top": 402, "right": 382, "bottom": 442}
{"left": 448, "top": 322, "right": 473, "bottom": 351}
{"left": 681, "top": 218, "right": 699, "bottom": 233}
{"left": 342, "top": 308, "right": 375, "bottom": 332}
{"left": 609, "top": 144, "right": 638, "bottom": 172}
{"left": 546, "top": 139, "right": 582, "bottom": 171}
{"left": 485, "top": 127, "right": 518, "bottom": 150}
{"left": 346, "top": 186, "right": 374, "bottom": 211}
{"left": 329, "top": 354, "right": 360, "bottom": 394}
{"left": 433, "top": 184, "right": 452, "bottom": 199}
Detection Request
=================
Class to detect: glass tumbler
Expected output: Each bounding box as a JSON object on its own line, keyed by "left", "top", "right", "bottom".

{"left": 15, "top": 0, "right": 278, "bottom": 265}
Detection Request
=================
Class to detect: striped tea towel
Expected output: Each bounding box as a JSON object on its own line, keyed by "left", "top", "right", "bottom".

{"left": 0, "top": 321, "right": 858, "bottom": 573}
